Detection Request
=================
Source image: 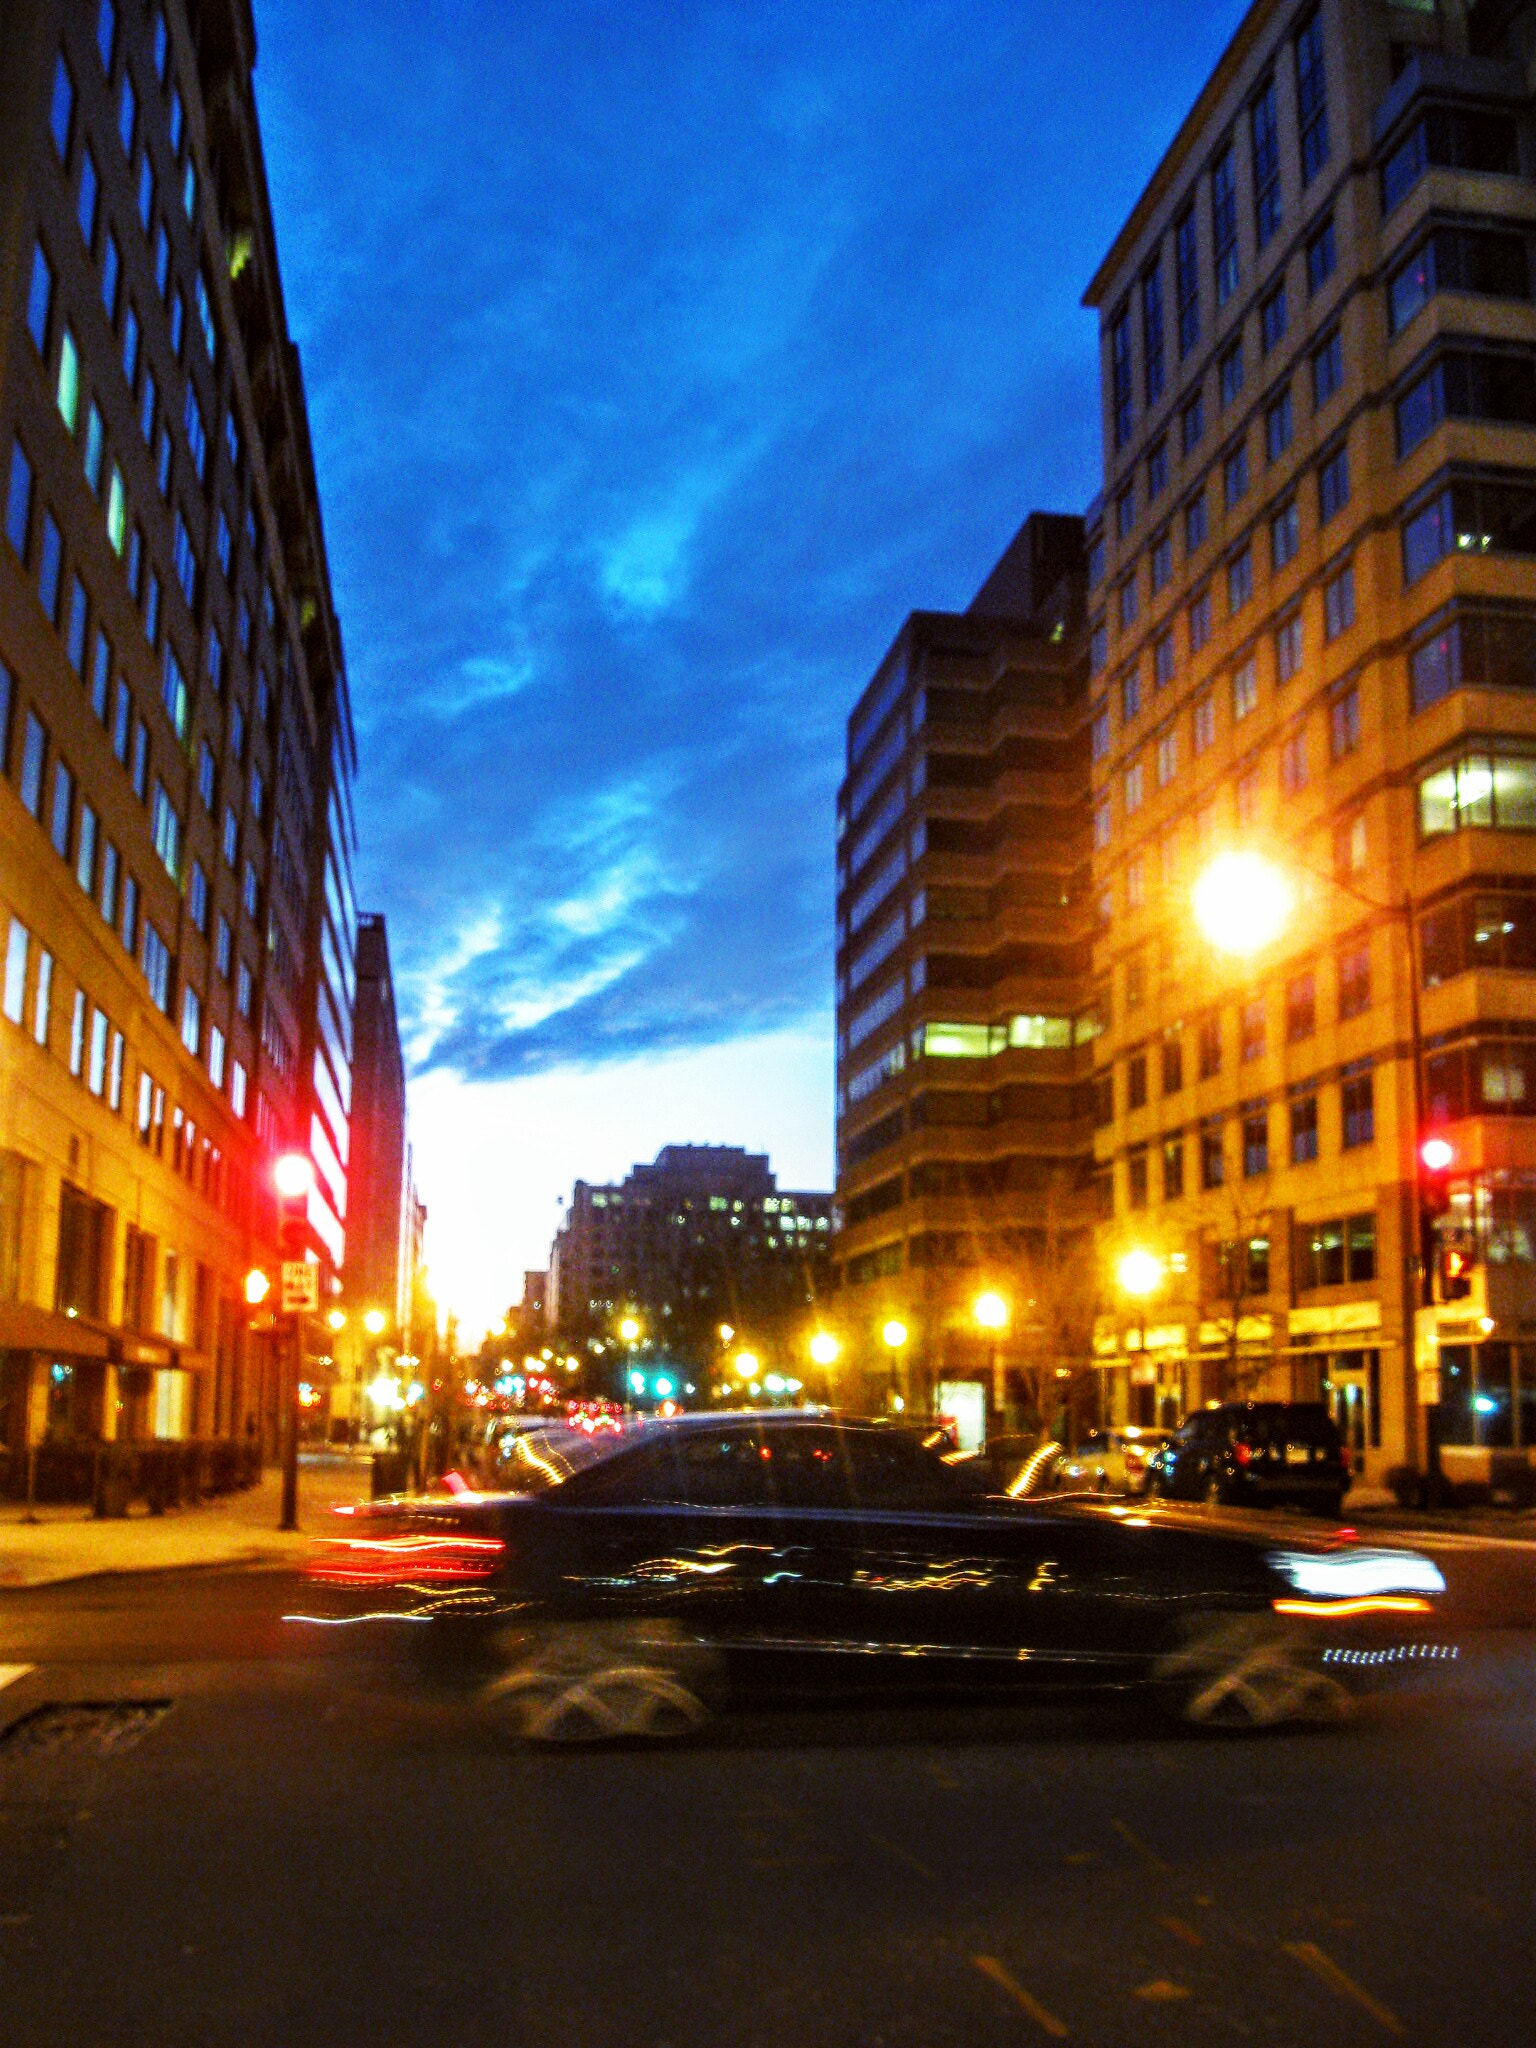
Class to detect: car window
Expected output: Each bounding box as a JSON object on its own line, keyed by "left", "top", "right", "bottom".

{"left": 842, "top": 1430, "right": 966, "bottom": 1510}
{"left": 565, "top": 1437, "right": 688, "bottom": 1506}
{"left": 675, "top": 1428, "right": 778, "bottom": 1508}
{"left": 763, "top": 1425, "right": 857, "bottom": 1509}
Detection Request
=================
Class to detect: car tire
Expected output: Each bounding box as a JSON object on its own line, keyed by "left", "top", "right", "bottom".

{"left": 1154, "top": 1613, "right": 1352, "bottom": 1732}
{"left": 481, "top": 1621, "right": 720, "bottom": 1745}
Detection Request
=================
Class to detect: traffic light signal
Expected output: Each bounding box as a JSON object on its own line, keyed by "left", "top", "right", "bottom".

{"left": 1438, "top": 1243, "right": 1473, "bottom": 1302}
{"left": 273, "top": 1152, "right": 314, "bottom": 1261}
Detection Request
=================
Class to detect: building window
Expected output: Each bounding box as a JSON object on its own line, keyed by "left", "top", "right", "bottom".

{"left": 1090, "top": 620, "right": 1108, "bottom": 676}
{"left": 1276, "top": 611, "right": 1303, "bottom": 682}
{"left": 1184, "top": 490, "right": 1208, "bottom": 557}
{"left": 1198, "top": 1013, "right": 1221, "bottom": 1079}
{"left": 1338, "top": 938, "right": 1371, "bottom": 1018}
{"left": 1252, "top": 76, "right": 1282, "bottom": 247}
{"left": 1156, "top": 724, "right": 1178, "bottom": 786}
{"left": 1335, "top": 812, "right": 1367, "bottom": 877}
{"left": 142, "top": 923, "right": 170, "bottom": 1011}
{"left": 1188, "top": 583, "right": 1211, "bottom": 651}
{"left": 1243, "top": 1104, "right": 1270, "bottom": 1178}
{"left": 1260, "top": 280, "right": 1287, "bottom": 355}
{"left": 20, "top": 712, "right": 47, "bottom": 818}
{"left": 1341, "top": 1065, "right": 1374, "bottom": 1149}
{"left": 1224, "top": 441, "right": 1249, "bottom": 510}
{"left": 1127, "top": 1149, "right": 1149, "bottom": 1210}
{"left": 1182, "top": 387, "right": 1205, "bottom": 454}
{"left": 6, "top": 440, "right": 33, "bottom": 557}
{"left": 150, "top": 782, "right": 180, "bottom": 877}
{"left": 1121, "top": 668, "right": 1142, "bottom": 723}
{"left": 1389, "top": 225, "right": 1530, "bottom": 338}
{"left": 3, "top": 920, "right": 27, "bottom": 1025}
{"left": 1212, "top": 142, "right": 1239, "bottom": 304}
{"left": 1126, "top": 856, "right": 1146, "bottom": 910}
{"left": 1142, "top": 260, "right": 1165, "bottom": 406}
{"left": 1201, "top": 1119, "right": 1225, "bottom": 1189}
{"left": 77, "top": 146, "right": 99, "bottom": 250}
{"left": 1266, "top": 386, "right": 1292, "bottom": 463}
{"left": 1382, "top": 105, "right": 1518, "bottom": 219}
{"left": 1286, "top": 970, "right": 1316, "bottom": 1042}
{"left": 1161, "top": 1029, "right": 1184, "bottom": 1095}
{"left": 1410, "top": 605, "right": 1536, "bottom": 712}
{"left": 188, "top": 860, "right": 208, "bottom": 933}
{"left": 38, "top": 511, "right": 63, "bottom": 622}
{"left": 1324, "top": 563, "right": 1355, "bottom": 641}
{"left": 75, "top": 802, "right": 96, "bottom": 892}
{"left": 1124, "top": 759, "right": 1144, "bottom": 814}
{"left": 1092, "top": 705, "right": 1111, "bottom": 762}
{"left": 1241, "top": 997, "right": 1266, "bottom": 1063}
{"left": 1295, "top": 7, "right": 1330, "bottom": 184}
{"left": 1175, "top": 206, "right": 1200, "bottom": 357}
{"left": 1193, "top": 692, "right": 1215, "bottom": 754}
{"left": 1232, "top": 656, "right": 1259, "bottom": 721}
{"left": 215, "top": 914, "right": 233, "bottom": 979}
{"left": 1318, "top": 443, "right": 1350, "bottom": 524}
{"left": 1150, "top": 529, "right": 1172, "bottom": 594}
{"left": 1094, "top": 799, "right": 1113, "bottom": 851}
{"left": 1153, "top": 630, "right": 1175, "bottom": 692}
{"left": 1147, "top": 437, "right": 1168, "bottom": 502}
{"left": 1290, "top": 1087, "right": 1319, "bottom": 1164}
{"left": 1329, "top": 681, "right": 1360, "bottom": 758}
{"left": 1125, "top": 956, "right": 1147, "bottom": 1009}
{"left": 1227, "top": 545, "right": 1253, "bottom": 614}
{"left": 180, "top": 983, "right": 201, "bottom": 1056}
{"left": 1271, "top": 499, "right": 1299, "bottom": 571}
{"left": 1307, "top": 214, "right": 1336, "bottom": 294}
{"left": 1162, "top": 1133, "right": 1185, "bottom": 1200}
{"left": 1119, "top": 577, "right": 1139, "bottom": 631}
{"left": 1111, "top": 301, "right": 1134, "bottom": 449}
{"left": 1219, "top": 338, "right": 1244, "bottom": 408}
{"left": 1127, "top": 1052, "right": 1148, "bottom": 1111}
{"left": 1298, "top": 1212, "right": 1376, "bottom": 1290}
{"left": 1280, "top": 725, "right": 1307, "bottom": 792}
{"left": 1235, "top": 766, "right": 1259, "bottom": 827}
{"left": 1312, "top": 328, "right": 1343, "bottom": 410}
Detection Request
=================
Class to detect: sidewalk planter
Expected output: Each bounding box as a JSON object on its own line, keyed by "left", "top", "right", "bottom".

{"left": 10, "top": 1438, "right": 264, "bottom": 1510}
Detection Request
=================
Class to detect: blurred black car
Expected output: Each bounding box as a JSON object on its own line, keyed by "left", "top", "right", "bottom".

{"left": 1152, "top": 1402, "right": 1350, "bottom": 1516}
{"left": 301, "top": 1411, "right": 1443, "bottom": 1742}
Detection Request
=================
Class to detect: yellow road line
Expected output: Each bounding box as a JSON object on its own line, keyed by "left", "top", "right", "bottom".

{"left": 1111, "top": 1817, "right": 1171, "bottom": 1873}
{"left": 1283, "top": 1941, "right": 1404, "bottom": 2035}
{"left": 866, "top": 1831, "right": 938, "bottom": 1880}
{"left": 973, "top": 1956, "right": 1070, "bottom": 2039}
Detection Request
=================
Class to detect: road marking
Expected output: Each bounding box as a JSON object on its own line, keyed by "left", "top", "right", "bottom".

{"left": 1283, "top": 1941, "right": 1404, "bottom": 2035}
{"left": 1159, "top": 1915, "right": 1203, "bottom": 1947}
{"left": 1111, "top": 1818, "right": 1171, "bottom": 1873}
{"left": 1134, "top": 1979, "right": 1190, "bottom": 2002}
{"left": 973, "top": 1956, "right": 1069, "bottom": 2039}
{"left": 0, "top": 1667, "right": 33, "bottom": 1694}
{"left": 866, "top": 1831, "right": 937, "bottom": 1880}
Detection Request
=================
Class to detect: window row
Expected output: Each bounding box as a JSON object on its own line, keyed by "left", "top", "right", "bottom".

{"left": 1122, "top": 1070, "right": 1376, "bottom": 1210}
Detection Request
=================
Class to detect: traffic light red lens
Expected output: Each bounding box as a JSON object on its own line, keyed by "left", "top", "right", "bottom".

{"left": 1420, "top": 1138, "right": 1454, "bottom": 1172}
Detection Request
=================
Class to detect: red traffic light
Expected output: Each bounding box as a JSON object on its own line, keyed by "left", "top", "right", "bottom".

{"left": 1420, "top": 1137, "right": 1455, "bottom": 1173}
{"left": 274, "top": 1152, "right": 315, "bottom": 1199}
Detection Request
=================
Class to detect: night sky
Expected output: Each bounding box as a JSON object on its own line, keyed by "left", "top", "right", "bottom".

{"left": 251, "top": 0, "right": 1249, "bottom": 1331}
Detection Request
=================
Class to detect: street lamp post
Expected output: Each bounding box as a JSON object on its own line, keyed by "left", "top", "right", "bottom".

{"left": 973, "top": 1291, "right": 1009, "bottom": 1427}
{"left": 1116, "top": 1248, "right": 1164, "bottom": 1427}
{"left": 1194, "top": 848, "right": 1436, "bottom": 1483}
{"left": 881, "top": 1318, "right": 908, "bottom": 1412}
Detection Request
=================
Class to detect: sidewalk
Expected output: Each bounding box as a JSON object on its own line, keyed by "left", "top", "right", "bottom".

{"left": 0, "top": 1451, "right": 374, "bottom": 1589}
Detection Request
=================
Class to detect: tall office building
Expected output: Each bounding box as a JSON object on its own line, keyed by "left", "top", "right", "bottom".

{"left": 0, "top": 0, "right": 356, "bottom": 1476}
{"left": 1085, "top": 0, "right": 1536, "bottom": 1488}
{"left": 345, "top": 913, "right": 406, "bottom": 1326}
{"left": 831, "top": 514, "right": 1099, "bottom": 1422}
{"left": 549, "top": 1145, "right": 832, "bottom": 1383}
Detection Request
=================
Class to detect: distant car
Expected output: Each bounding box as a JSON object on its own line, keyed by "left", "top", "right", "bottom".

{"left": 1152, "top": 1402, "right": 1350, "bottom": 1516}
{"left": 1054, "top": 1428, "right": 1173, "bottom": 1497}
{"left": 301, "top": 1410, "right": 1444, "bottom": 1740}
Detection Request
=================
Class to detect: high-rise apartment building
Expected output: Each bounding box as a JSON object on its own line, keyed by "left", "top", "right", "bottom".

{"left": 831, "top": 514, "right": 1099, "bottom": 1422}
{"left": 549, "top": 1145, "right": 832, "bottom": 1384}
{"left": 345, "top": 913, "right": 407, "bottom": 1326}
{"left": 1084, "top": 0, "right": 1536, "bottom": 1489}
{"left": 0, "top": 0, "right": 356, "bottom": 1477}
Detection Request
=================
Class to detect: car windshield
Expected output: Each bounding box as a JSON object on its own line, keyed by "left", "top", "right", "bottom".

{"left": 1233, "top": 1404, "right": 1339, "bottom": 1450}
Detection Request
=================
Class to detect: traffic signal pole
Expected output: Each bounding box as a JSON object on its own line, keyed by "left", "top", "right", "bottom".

{"left": 279, "top": 1311, "right": 300, "bottom": 1532}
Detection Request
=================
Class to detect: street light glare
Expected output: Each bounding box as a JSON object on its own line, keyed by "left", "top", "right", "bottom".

{"left": 809, "top": 1331, "right": 840, "bottom": 1367}
{"left": 618, "top": 1316, "right": 641, "bottom": 1343}
{"left": 1118, "top": 1249, "right": 1163, "bottom": 1299}
{"left": 363, "top": 1308, "right": 387, "bottom": 1336}
{"left": 1420, "top": 1137, "right": 1455, "bottom": 1172}
{"left": 882, "top": 1319, "right": 908, "bottom": 1350}
{"left": 326, "top": 1308, "right": 346, "bottom": 1332}
{"left": 244, "top": 1268, "right": 271, "bottom": 1306}
{"left": 1193, "top": 850, "right": 1294, "bottom": 957}
{"left": 973, "top": 1291, "right": 1009, "bottom": 1331}
{"left": 734, "top": 1351, "right": 759, "bottom": 1379}
{"left": 273, "top": 1151, "right": 315, "bottom": 1199}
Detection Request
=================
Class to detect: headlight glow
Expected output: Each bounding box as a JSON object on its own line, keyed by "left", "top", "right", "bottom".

{"left": 1269, "top": 1548, "right": 1445, "bottom": 1600}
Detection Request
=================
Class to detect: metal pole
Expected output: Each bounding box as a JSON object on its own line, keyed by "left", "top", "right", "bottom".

{"left": 279, "top": 1313, "right": 299, "bottom": 1531}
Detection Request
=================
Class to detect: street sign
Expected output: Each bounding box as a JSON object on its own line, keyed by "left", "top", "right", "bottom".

{"left": 281, "top": 1261, "right": 319, "bottom": 1313}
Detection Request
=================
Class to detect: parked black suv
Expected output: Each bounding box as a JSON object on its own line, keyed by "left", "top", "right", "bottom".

{"left": 1151, "top": 1402, "right": 1349, "bottom": 1516}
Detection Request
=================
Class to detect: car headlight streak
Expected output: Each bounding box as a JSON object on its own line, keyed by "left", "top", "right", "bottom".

{"left": 1269, "top": 1548, "right": 1445, "bottom": 1600}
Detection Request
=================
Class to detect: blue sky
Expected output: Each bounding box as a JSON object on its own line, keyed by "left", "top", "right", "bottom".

{"left": 251, "top": 0, "right": 1249, "bottom": 1330}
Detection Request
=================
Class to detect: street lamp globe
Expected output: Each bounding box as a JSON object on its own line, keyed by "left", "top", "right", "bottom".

{"left": 973, "top": 1291, "right": 1009, "bottom": 1331}
{"left": 882, "top": 1318, "right": 908, "bottom": 1350}
{"left": 734, "top": 1350, "right": 759, "bottom": 1380}
{"left": 1192, "top": 850, "right": 1294, "bottom": 957}
{"left": 244, "top": 1268, "right": 271, "bottom": 1306}
{"left": 618, "top": 1316, "right": 641, "bottom": 1344}
{"left": 809, "top": 1331, "right": 839, "bottom": 1368}
{"left": 1421, "top": 1136, "right": 1455, "bottom": 1173}
{"left": 1117, "top": 1248, "right": 1164, "bottom": 1299}
{"left": 273, "top": 1151, "right": 315, "bottom": 1199}
{"left": 325, "top": 1308, "right": 346, "bottom": 1333}
{"left": 363, "top": 1308, "right": 387, "bottom": 1336}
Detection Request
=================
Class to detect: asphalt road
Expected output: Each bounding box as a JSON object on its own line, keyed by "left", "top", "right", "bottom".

{"left": 0, "top": 1524, "right": 1530, "bottom": 2048}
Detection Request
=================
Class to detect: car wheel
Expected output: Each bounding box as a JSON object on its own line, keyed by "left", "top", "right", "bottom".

{"left": 1155, "top": 1614, "right": 1352, "bottom": 1732}
{"left": 482, "top": 1621, "right": 719, "bottom": 1745}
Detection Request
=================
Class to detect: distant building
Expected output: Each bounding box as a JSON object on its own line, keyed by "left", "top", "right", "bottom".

{"left": 0, "top": 0, "right": 356, "bottom": 1474}
{"left": 346, "top": 913, "right": 406, "bottom": 1325}
{"left": 832, "top": 513, "right": 1098, "bottom": 1422}
{"left": 549, "top": 1145, "right": 832, "bottom": 1380}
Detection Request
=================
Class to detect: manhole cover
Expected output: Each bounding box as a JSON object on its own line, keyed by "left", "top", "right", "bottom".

{"left": 0, "top": 1702, "right": 171, "bottom": 1759}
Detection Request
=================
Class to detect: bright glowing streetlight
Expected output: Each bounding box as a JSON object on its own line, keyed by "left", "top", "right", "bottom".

{"left": 326, "top": 1307, "right": 346, "bottom": 1333}
{"left": 273, "top": 1151, "right": 315, "bottom": 1199}
{"left": 244, "top": 1268, "right": 271, "bottom": 1306}
{"left": 363, "top": 1308, "right": 387, "bottom": 1337}
{"left": 973, "top": 1291, "right": 1009, "bottom": 1331}
{"left": 1421, "top": 1136, "right": 1454, "bottom": 1173}
{"left": 881, "top": 1319, "right": 908, "bottom": 1350}
{"left": 1117, "top": 1249, "right": 1164, "bottom": 1299}
{"left": 809, "top": 1331, "right": 840, "bottom": 1368}
{"left": 734, "top": 1350, "right": 759, "bottom": 1380}
{"left": 718, "top": 1323, "right": 735, "bottom": 1344}
{"left": 618, "top": 1316, "right": 641, "bottom": 1344}
{"left": 1192, "top": 850, "right": 1295, "bottom": 958}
